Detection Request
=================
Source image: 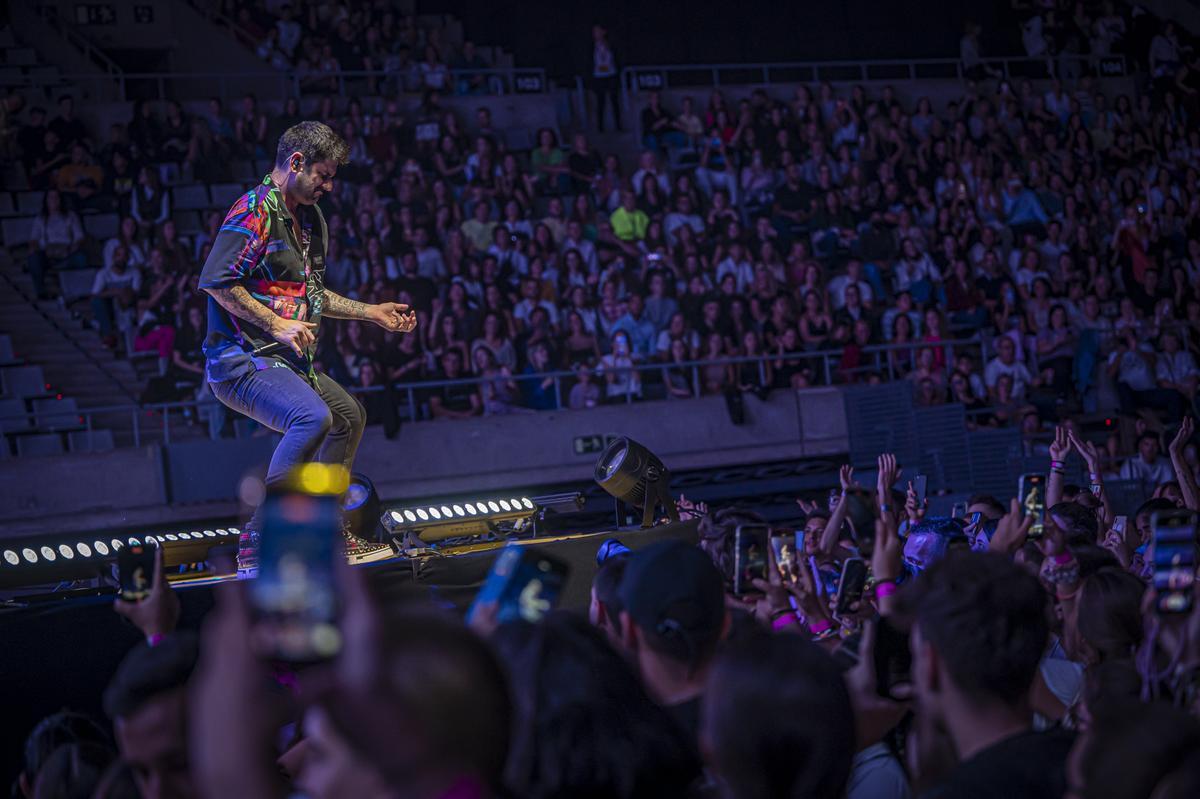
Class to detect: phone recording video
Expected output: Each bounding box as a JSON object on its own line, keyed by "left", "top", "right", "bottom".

{"left": 912, "top": 475, "right": 928, "bottom": 507}
{"left": 117, "top": 543, "right": 157, "bottom": 601}
{"left": 249, "top": 465, "right": 347, "bottom": 663}
{"left": 1018, "top": 473, "right": 1046, "bottom": 539}
{"left": 1152, "top": 510, "right": 1197, "bottom": 615}
{"left": 733, "top": 524, "right": 771, "bottom": 595}
{"left": 769, "top": 531, "right": 801, "bottom": 583}
{"left": 468, "top": 545, "right": 570, "bottom": 624}
{"left": 835, "top": 558, "right": 868, "bottom": 617}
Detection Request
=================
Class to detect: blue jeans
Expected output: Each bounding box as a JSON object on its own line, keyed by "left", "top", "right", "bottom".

{"left": 28, "top": 249, "right": 87, "bottom": 295}
{"left": 209, "top": 364, "right": 366, "bottom": 533}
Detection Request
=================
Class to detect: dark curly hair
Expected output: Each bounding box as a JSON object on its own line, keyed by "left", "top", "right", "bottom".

{"left": 275, "top": 120, "right": 350, "bottom": 168}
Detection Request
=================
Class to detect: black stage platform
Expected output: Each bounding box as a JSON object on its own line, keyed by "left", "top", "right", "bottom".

{"left": 0, "top": 520, "right": 698, "bottom": 788}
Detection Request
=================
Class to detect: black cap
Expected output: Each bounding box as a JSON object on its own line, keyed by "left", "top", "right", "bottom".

{"left": 619, "top": 540, "right": 725, "bottom": 666}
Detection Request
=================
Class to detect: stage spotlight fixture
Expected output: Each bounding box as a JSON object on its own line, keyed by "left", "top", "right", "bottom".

{"left": 342, "top": 472, "right": 384, "bottom": 542}
{"left": 594, "top": 437, "right": 680, "bottom": 528}
{"left": 381, "top": 495, "right": 538, "bottom": 545}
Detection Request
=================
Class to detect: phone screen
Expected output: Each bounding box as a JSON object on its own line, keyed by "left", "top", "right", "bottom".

{"left": 1018, "top": 474, "right": 1046, "bottom": 539}
{"left": 1152, "top": 510, "right": 1196, "bottom": 615}
{"left": 835, "top": 558, "right": 868, "bottom": 616}
{"left": 117, "top": 544, "right": 157, "bottom": 601}
{"left": 913, "top": 475, "right": 928, "bottom": 506}
{"left": 468, "top": 545, "right": 569, "bottom": 624}
{"left": 769, "top": 532, "right": 801, "bottom": 583}
{"left": 250, "top": 489, "right": 342, "bottom": 662}
{"left": 734, "top": 524, "right": 771, "bottom": 595}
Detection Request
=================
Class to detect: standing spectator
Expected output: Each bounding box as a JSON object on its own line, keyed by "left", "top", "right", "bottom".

{"left": 589, "top": 25, "right": 621, "bottom": 132}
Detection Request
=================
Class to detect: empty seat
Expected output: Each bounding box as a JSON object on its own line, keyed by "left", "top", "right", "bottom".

{"left": 0, "top": 334, "right": 16, "bottom": 365}
{"left": 0, "top": 192, "right": 14, "bottom": 216}
{"left": 82, "top": 212, "right": 119, "bottom": 240}
{"left": 1, "top": 215, "right": 34, "bottom": 246}
{"left": 68, "top": 428, "right": 115, "bottom": 452}
{"left": 32, "top": 396, "right": 79, "bottom": 429}
{"left": 16, "top": 433, "right": 64, "bottom": 457}
{"left": 0, "top": 397, "right": 30, "bottom": 433}
{"left": 0, "top": 364, "right": 46, "bottom": 399}
{"left": 230, "top": 160, "right": 255, "bottom": 182}
{"left": 58, "top": 267, "right": 98, "bottom": 304}
{"left": 6, "top": 47, "right": 36, "bottom": 66}
{"left": 208, "top": 183, "right": 245, "bottom": 207}
{"left": 15, "top": 190, "right": 42, "bottom": 215}
{"left": 173, "top": 184, "right": 210, "bottom": 211}
{"left": 172, "top": 209, "right": 202, "bottom": 235}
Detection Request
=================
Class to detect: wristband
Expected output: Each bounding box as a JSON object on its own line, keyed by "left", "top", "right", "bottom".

{"left": 1050, "top": 459, "right": 1065, "bottom": 470}
{"left": 772, "top": 613, "right": 800, "bottom": 631}
{"left": 1053, "top": 552, "right": 1075, "bottom": 565}
{"left": 879, "top": 503, "right": 892, "bottom": 513}
{"left": 146, "top": 633, "right": 166, "bottom": 647}
{"left": 1088, "top": 473, "right": 1101, "bottom": 482}
{"left": 808, "top": 618, "right": 833, "bottom": 635}
{"left": 875, "top": 581, "right": 898, "bottom": 599}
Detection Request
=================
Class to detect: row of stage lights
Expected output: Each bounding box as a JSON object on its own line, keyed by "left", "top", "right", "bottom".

{"left": 387, "top": 497, "right": 535, "bottom": 526}
{"left": 0, "top": 528, "right": 241, "bottom": 567}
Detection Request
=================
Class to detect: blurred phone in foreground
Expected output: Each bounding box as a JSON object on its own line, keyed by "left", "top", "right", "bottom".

{"left": 1152, "top": 510, "right": 1197, "bottom": 615}
{"left": 873, "top": 616, "right": 914, "bottom": 700}
{"left": 468, "top": 545, "right": 569, "bottom": 625}
{"left": 733, "top": 524, "right": 771, "bottom": 595}
{"left": 834, "top": 557, "right": 868, "bottom": 617}
{"left": 249, "top": 464, "right": 347, "bottom": 663}
{"left": 1018, "top": 473, "right": 1046, "bottom": 539}
{"left": 117, "top": 543, "right": 157, "bottom": 601}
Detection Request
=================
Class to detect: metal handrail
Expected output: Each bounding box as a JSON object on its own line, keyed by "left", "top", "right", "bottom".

{"left": 619, "top": 53, "right": 1127, "bottom": 111}
{"left": 0, "top": 337, "right": 983, "bottom": 448}
{"left": 3, "top": 66, "right": 550, "bottom": 102}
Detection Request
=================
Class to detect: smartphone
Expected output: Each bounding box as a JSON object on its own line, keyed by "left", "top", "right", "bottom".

{"left": 249, "top": 487, "right": 343, "bottom": 662}
{"left": 769, "top": 532, "right": 801, "bottom": 583}
{"left": 951, "top": 501, "right": 967, "bottom": 519}
{"left": 468, "top": 545, "right": 569, "bottom": 625}
{"left": 117, "top": 543, "right": 157, "bottom": 601}
{"left": 733, "top": 524, "right": 771, "bottom": 595}
{"left": 1018, "top": 473, "right": 1046, "bottom": 539}
{"left": 913, "top": 475, "right": 928, "bottom": 507}
{"left": 1112, "top": 515, "right": 1127, "bottom": 537}
{"left": 873, "top": 616, "right": 914, "bottom": 700}
{"left": 969, "top": 511, "right": 983, "bottom": 527}
{"left": 835, "top": 558, "right": 868, "bottom": 617}
{"left": 1152, "top": 510, "right": 1197, "bottom": 615}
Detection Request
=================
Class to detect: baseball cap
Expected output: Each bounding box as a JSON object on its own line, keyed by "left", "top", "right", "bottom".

{"left": 618, "top": 540, "right": 726, "bottom": 666}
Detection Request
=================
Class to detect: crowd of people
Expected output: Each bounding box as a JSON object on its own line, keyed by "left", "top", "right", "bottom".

{"left": 12, "top": 420, "right": 1200, "bottom": 799}
{"left": 5, "top": 5, "right": 1200, "bottom": 435}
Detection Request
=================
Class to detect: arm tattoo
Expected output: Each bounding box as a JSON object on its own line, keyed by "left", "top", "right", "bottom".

{"left": 322, "top": 290, "right": 373, "bottom": 320}
{"left": 205, "top": 285, "right": 279, "bottom": 332}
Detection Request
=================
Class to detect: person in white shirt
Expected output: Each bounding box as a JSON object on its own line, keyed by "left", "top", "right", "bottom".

{"left": 90, "top": 243, "right": 142, "bottom": 345}
{"left": 827, "top": 259, "right": 874, "bottom": 310}
{"left": 560, "top": 220, "right": 598, "bottom": 274}
{"left": 513, "top": 277, "right": 558, "bottom": 329}
{"left": 28, "top": 188, "right": 87, "bottom": 299}
{"left": 630, "top": 150, "right": 670, "bottom": 198}
{"left": 1119, "top": 432, "right": 1176, "bottom": 494}
{"left": 984, "top": 335, "right": 1036, "bottom": 401}
{"left": 1156, "top": 331, "right": 1198, "bottom": 401}
{"left": 715, "top": 242, "right": 754, "bottom": 294}
{"left": 664, "top": 195, "right": 705, "bottom": 248}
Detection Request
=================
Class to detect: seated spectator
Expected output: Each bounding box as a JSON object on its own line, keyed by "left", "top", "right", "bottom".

{"left": 475, "top": 347, "right": 524, "bottom": 416}
{"left": 130, "top": 166, "right": 170, "bottom": 235}
{"left": 428, "top": 350, "right": 481, "bottom": 419}
{"left": 1108, "top": 328, "right": 1186, "bottom": 421}
{"left": 610, "top": 190, "right": 649, "bottom": 243}
{"left": 986, "top": 335, "right": 1037, "bottom": 402}
{"left": 90, "top": 244, "right": 142, "bottom": 348}
{"left": 520, "top": 341, "right": 559, "bottom": 410}
{"left": 568, "top": 364, "right": 601, "bottom": 409}
{"left": 599, "top": 330, "right": 641, "bottom": 401}
{"left": 27, "top": 188, "right": 86, "bottom": 299}
{"left": 1119, "top": 431, "right": 1176, "bottom": 494}
{"left": 612, "top": 294, "right": 656, "bottom": 360}
{"left": 1156, "top": 330, "right": 1198, "bottom": 404}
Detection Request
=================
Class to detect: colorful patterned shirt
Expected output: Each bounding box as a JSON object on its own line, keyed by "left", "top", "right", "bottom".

{"left": 198, "top": 175, "right": 328, "bottom": 383}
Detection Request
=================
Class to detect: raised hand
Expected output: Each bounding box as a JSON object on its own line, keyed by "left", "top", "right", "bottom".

{"left": 271, "top": 317, "right": 318, "bottom": 356}
{"left": 989, "top": 497, "right": 1034, "bottom": 556}
{"left": 876, "top": 454, "right": 899, "bottom": 508}
{"left": 114, "top": 545, "right": 180, "bottom": 639}
{"left": 872, "top": 515, "right": 903, "bottom": 584}
{"left": 1049, "top": 425, "right": 1070, "bottom": 462}
{"left": 1067, "top": 429, "right": 1101, "bottom": 473}
{"left": 1169, "top": 416, "right": 1195, "bottom": 457}
{"left": 371, "top": 302, "right": 417, "bottom": 333}
{"left": 839, "top": 464, "right": 856, "bottom": 492}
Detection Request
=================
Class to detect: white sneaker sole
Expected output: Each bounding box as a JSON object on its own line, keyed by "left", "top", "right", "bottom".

{"left": 344, "top": 545, "right": 394, "bottom": 564}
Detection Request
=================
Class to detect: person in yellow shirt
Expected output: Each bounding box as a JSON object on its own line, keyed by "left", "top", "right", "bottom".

{"left": 609, "top": 190, "right": 648, "bottom": 242}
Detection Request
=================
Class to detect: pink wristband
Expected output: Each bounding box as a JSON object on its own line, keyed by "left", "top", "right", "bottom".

{"left": 1053, "top": 552, "right": 1074, "bottom": 565}
{"left": 772, "top": 613, "right": 799, "bottom": 631}
{"left": 808, "top": 619, "right": 833, "bottom": 635}
{"left": 146, "top": 633, "right": 166, "bottom": 647}
{"left": 875, "top": 581, "right": 898, "bottom": 599}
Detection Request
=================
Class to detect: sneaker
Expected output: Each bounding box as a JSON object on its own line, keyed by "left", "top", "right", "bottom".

{"left": 342, "top": 528, "right": 393, "bottom": 564}
{"left": 237, "top": 528, "right": 260, "bottom": 578}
